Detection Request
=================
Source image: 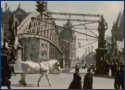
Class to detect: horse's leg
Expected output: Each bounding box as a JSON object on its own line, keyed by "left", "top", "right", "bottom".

{"left": 45, "top": 73, "right": 52, "bottom": 87}
{"left": 37, "top": 73, "right": 44, "bottom": 87}
{"left": 19, "top": 73, "right": 27, "bottom": 86}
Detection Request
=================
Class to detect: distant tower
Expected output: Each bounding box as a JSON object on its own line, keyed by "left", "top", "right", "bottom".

{"left": 5, "top": 3, "right": 8, "bottom": 11}
{"left": 17, "top": 2, "right": 21, "bottom": 9}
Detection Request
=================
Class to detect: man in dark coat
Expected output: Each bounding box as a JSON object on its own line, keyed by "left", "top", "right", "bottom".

{"left": 119, "top": 64, "right": 124, "bottom": 89}
{"left": 120, "top": 65, "right": 124, "bottom": 89}
{"left": 75, "top": 64, "right": 80, "bottom": 72}
{"left": 8, "top": 47, "right": 16, "bottom": 74}
{"left": 68, "top": 68, "right": 82, "bottom": 89}
{"left": 83, "top": 69, "right": 93, "bottom": 89}
{"left": 114, "top": 65, "right": 121, "bottom": 89}
{"left": 2, "top": 46, "right": 11, "bottom": 89}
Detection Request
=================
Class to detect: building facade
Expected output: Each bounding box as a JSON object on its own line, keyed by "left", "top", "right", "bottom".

{"left": 2, "top": 3, "right": 63, "bottom": 69}
{"left": 17, "top": 12, "right": 63, "bottom": 64}
{"left": 111, "top": 11, "right": 124, "bottom": 64}
{"left": 1, "top": 4, "right": 28, "bottom": 43}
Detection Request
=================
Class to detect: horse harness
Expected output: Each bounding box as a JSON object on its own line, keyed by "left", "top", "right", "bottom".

{"left": 38, "top": 63, "right": 42, "bottom": 73}
{"left": 38, "top": 63, "right": 47, "bottom": 73}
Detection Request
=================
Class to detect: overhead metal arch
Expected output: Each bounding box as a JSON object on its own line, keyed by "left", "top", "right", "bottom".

{"left": 17, "top": 34, "right": 63, "bottom": 55}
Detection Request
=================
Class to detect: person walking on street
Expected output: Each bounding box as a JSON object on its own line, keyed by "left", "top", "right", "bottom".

{"left": 75, "top": 63, "right": 80, "bottom": 72}
{"left": 83, "top": 68, "right": 93, "bottom": 89}
{"left": 116, "top": 64, "right": 124, "bottom": 89}
{"left": 114, "top": 65, "right": 121, "bottom": 89}
{"left": 68, "top": 67, "right": 82, "bottom": 89}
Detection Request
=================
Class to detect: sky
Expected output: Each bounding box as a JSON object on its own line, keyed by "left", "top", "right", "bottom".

{"left": 1, "top": 1, "right": 124, "bottom": 58}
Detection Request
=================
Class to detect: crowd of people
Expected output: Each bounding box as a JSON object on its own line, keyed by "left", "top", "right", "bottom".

{"left": 68, "top": 63, "right": 124, "bottom": 89}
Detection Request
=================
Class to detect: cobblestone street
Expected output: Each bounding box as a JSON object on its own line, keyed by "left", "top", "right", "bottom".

{"left": 2, "top": 73, "right": 114, "bottom": 89}
{"left": 1, "top": 1, "right": 124, "bottom": 89}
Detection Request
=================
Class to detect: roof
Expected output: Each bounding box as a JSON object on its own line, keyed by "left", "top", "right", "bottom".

{"left": 17, "top": 12, "right": 39, "bottom": 35}
{"left": 17, "top": 11, "right": 58, "bottom": 36}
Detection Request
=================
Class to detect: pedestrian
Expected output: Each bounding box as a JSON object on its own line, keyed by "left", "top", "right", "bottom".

{"left": 19, "top": 74, "right": 27, "bottom": 86}
{"left": 2, "top": 45, "right": 11, "bottom": 89}
{"left": 75, "top": 63, "right": 80, "bottom": 72}
{"left": 8, "top": 47, "right": 16, "bottom": 74}
{"left": 112, "top": 62, "right": 117, "bottom": 77}
{"left": 83, "top": 68, "right": 93, "bottom": 89}
{"left": 68, "top": 68, "right": 82, "bottom": 89}
{"left": 114, "top": 65, "right": 121, "bottom": 89}
{"left": 109, "top": 66, "right": 112, "bottom": 77}
{"left": 120, "top": 64, "right": 124, "bottom": 89}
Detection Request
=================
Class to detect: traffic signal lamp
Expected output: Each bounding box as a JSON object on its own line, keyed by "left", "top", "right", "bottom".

{"left": 36, "top": 1, "right": 46, "bottom": 15}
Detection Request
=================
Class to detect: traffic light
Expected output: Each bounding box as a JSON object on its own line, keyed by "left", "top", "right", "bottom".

{"left": 36, "top": 1, "right": 46, "bottom": 15}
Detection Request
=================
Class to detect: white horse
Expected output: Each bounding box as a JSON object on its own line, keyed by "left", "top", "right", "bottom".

{"left": 20, "top": 59, "right": 60, "bottom": 87}
{"left": 14, "top": 37, "right": 60, "bottom": 87}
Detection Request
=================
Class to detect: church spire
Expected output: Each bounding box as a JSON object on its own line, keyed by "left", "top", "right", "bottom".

{"left": 17, "top": 2, "right": 21, "bottom": 9}
{"left": 5, "top": 3, "right": 8, "bottom": 11}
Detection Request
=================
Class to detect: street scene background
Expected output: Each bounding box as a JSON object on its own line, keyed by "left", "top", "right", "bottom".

{"left": 1, "top": 1, "right": 124, "bottom": 89}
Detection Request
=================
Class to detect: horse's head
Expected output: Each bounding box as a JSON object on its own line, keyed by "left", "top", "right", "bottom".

{"left": 50, "top": 59, "right": 60, "bottom": 73}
